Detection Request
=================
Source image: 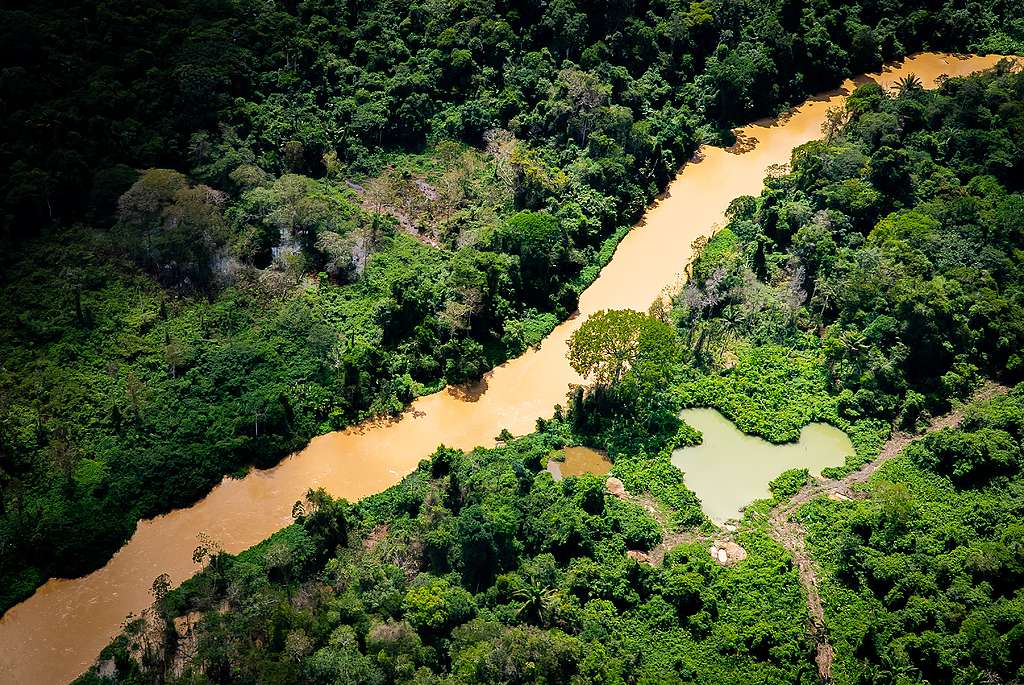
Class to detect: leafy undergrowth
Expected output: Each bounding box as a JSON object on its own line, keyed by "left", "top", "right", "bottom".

{"left": 676, "top": 344, "right": 887, "bottom": 476}
{"left": 803, "top": 387, "right": 1024, "bottom": 684}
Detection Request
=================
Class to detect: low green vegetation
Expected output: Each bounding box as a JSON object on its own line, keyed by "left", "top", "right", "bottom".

{"left": 804, "top": 388, "right": 1024, "bottom": 684}
{"left": 768, "top": 469, "right": 811, "bottom": 503}
{"left": 75, "top": 66, "right": 1024, "bottom": 685}
{"left": 680, "top": 344, "right": 840, "bottom": 442}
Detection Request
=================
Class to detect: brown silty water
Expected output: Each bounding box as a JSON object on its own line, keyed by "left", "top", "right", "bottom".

{"left": 0, "top": 53, "right": 1012, "bottom": 685}
{"left": 547, "top": 447, "right": 613, "bottom": 480}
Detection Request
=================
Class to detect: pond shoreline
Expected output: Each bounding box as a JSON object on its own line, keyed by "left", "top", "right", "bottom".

{"left": 673, "top": 408, "right": 853, "bottom": 524}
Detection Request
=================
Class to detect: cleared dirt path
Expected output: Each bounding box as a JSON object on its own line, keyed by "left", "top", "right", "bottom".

{"left": 764, "top": 381, "right": 1010, "bottom": 683}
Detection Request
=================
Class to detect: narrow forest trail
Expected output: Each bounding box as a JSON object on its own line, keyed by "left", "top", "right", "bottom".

{"left": 763, "top": 381, "right": 1010, "bottom": 683}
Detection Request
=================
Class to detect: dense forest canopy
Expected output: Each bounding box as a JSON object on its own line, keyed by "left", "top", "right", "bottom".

{"left": 805, "top": 389, "right": 1024, "bottom": 683}
{"left": 3, "top": 0, "right": 1024, "bottom": 671}
{"left": 80, "top": 432, "right": 820, "bottom": 685}
{"left": 5, "top": 0, "right": 1023, "bottom": 237}
{"left": 4, "top": 0, "right": 1019, "bottom": 617}
{"left": 78, "top": 388, "right": 1024, "bottom": 685}
{"left": 75, "top": 66, "right": 1024, "bottom": 685}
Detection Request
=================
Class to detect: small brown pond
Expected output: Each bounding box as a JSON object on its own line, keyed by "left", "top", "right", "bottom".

{"left": 547, "top": 446, "right": 612, "bottom": 480}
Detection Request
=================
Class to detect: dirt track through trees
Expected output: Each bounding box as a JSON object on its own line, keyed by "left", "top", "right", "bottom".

{"left": 763, "top": 381, "right": 1010, "bottom": 683}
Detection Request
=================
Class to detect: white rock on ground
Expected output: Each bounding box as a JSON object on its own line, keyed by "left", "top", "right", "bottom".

{"left": 605, "top": 477, "right": 627, "bottom": 498}
{"left": 710, "top": 541, "right": 748, "bottom": 565}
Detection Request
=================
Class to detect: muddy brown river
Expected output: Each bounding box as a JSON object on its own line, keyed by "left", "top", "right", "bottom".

{"left": 0, "top": 53, "right": 1010, "bottom": 685}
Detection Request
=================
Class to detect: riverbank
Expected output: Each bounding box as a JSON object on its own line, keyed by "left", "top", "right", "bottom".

{"left": 0, "top": 53, "right": 1010, "bottom": 685}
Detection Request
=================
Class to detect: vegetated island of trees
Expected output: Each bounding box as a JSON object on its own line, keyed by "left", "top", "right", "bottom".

{"left": 77, "top": 66, "right": 1024, "bottom": 684}
{"left": 5, "top": 0, "right": 1021, "bottom": 615}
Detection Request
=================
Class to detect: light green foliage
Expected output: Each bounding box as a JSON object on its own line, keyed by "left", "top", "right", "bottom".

{"left": 568, "top": 310, "right": 677, "bottom": 387}
{"left": 403, "top": 577, "right": 477, "bottom": 633}
{"left": 868, "top": 209, "right": 942, "bottom": 249}
{"left": 612, "top": 447, "right": 706, "bottom": 528}
{"left": 679, "top": 345, "right": 838, "bottom": 443}
{"left": 85, "top": 431, "right": 816, "bottom": 685}
{"left": 805, "top": 387, "right": 1024, "bottom": 684}
{"left": 691, "top": 228, "right": 740, "bottom": 283}
{"left": 768, "top": 469, "right": 810, "bottom": 501}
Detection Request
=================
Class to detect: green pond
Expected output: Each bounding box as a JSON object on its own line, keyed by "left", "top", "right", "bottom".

{"left": 672, "top": 408, "right": 854, "bottom": 523}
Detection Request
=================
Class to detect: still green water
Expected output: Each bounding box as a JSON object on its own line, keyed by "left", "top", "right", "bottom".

{"left": 672, "top": 408, "right": 853, "bottom": 523}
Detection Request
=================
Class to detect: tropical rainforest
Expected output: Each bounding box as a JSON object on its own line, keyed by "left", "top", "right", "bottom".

{"left": 5, "top": 0, "right": 1020, "bottom": 616}
{"left": 3, "top": 0, "right": 1024, "bottom": 680}
{"left": 68, "top": 62, "right": 1024, "bottom": 685}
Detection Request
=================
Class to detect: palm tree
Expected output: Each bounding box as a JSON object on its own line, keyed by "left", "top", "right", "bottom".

{"left": 895, "top": 73, "right": 923, "bottom": 97}
{"left": 513, "top": 576, "right": 561, "bottom": 627}
{"left": 837, "top": 329, "right": 869, "bottom": 357}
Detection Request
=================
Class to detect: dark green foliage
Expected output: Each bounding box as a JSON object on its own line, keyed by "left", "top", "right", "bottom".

{"left": 4, "top": 0, "right": 1023, "bottom": 246}
{"left": 805, "top": 387, "right": 1024, "bottom": 685}
{"left": 80, "top": 432, "right": 815, "bottom": 685}
{"left": 492, "top": 211, "right": 574, "bottom": 311}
